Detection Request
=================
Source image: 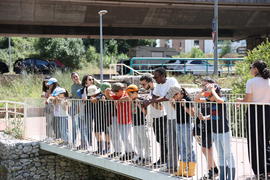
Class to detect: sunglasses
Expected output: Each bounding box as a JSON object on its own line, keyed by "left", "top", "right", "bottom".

{"left": 87, "top": 78, "right": 93, "bottom": 81}
{"left": 129, "top": 91, "right": 138, "bottom": 94}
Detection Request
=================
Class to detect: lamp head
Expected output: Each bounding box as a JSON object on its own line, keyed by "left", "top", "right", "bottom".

{"left": 98, "top": 10, "right": 108, "bottom": 15}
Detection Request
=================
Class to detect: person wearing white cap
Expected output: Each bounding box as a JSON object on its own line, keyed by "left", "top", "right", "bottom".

{"left": 46, "top": 78, "right": 60, "bottom": 98}
{"left": 47, "top": 87, "right": 69, "bottom": 143}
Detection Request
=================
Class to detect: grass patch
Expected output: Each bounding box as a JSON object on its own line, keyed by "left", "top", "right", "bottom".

{"left": 0, "top": 64, "right": 237, "bottom": 102}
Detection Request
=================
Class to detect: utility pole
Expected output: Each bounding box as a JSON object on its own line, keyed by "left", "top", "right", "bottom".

{"left": 213, "top": 0, "right": 219, "bottom": 75}
{"left": 8, "top": 37, "right": 12, "bottom": 73}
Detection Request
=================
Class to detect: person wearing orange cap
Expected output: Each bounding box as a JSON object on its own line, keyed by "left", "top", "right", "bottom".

{"left": 126, "top": 84, "right": 151, "bottom": 165}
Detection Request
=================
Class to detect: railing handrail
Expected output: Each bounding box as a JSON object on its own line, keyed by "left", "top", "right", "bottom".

{"left": 110, "top": 63, "right": 145, "bottom": 76}
{"left": 130, "top": 57, "right": 244, "bottom": 61}
{"left": 0, "top": 100, "right": 26, "bottom": 106}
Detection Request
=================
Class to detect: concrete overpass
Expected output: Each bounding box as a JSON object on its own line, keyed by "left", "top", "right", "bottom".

{"left": 0, "top": 0, "right": 270, "bottom": 48}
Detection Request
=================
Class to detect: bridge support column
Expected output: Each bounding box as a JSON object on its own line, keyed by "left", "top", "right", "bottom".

{"left": 246, "top": 37, "right": 268, "bottom": 51}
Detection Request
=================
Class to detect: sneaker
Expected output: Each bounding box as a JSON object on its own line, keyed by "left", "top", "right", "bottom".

{"left": 119, "top": 152, "right": 136, "bottom": 161}
{"left": 200, "top": 167, "right": 219, "bottom": 180}
{"left": 153, "top": 159, "right": 166, "bottom": 168}
{"left": 131, "top": 155, "right": 141, "bottom": 164}
{"left": 108, "top": 152, "right": 122, "bottom": 158}
{"left": 141, "top": 158, "right": 151, "bottom": 165}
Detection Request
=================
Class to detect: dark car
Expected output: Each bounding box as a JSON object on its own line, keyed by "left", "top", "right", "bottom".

{"left": 48, "top": 59, "right": 66, "bottom": 72}
{"left": 0, "top": 61, "right": 9, "bottom": 74}
{"left": 13, "top": 58, "right": 55, "bottom": 74}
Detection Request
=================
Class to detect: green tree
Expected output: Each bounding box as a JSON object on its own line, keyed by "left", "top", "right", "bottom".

{"left": 0, "top": 37, "right": 37, "bottom": 64}
{"left": 83, "top": 39, "right": 156, "bottom": 55}
{"left": 35, "top": 38, "right": 85, "bottom": 69}
{"left": 233, "top": 39, "right": 270, "bottom": 93}
{"left": 219, "top": 40, "right": 232, "bottom": 58}
{"left": 174, "top": 47, "right": 205, "bottom": 58}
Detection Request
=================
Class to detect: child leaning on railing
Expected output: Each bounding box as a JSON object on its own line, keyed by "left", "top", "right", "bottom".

{"left": 166, "top": 86, "right": 196, "bottom": 177}
{"left": 197, "top": 83, "right": 235, "bottom": 180}
{"left": 47, "top": 87, "right": 69, "bottom": 143}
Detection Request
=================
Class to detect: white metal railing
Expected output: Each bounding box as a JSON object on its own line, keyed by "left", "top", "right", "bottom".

{"left": 0, "top": 101, "right": 25, "bottom": 139}
{"left": 36, "top": 95, "right": 270, "bottom": 180}
{"left": 109, "top": 63, "right": 144, "bottom": 78}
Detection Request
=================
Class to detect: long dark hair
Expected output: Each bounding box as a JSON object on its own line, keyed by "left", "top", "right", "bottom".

{"left": 252, "top": 60, "right": 270, "bottom": 79}
{"left": 42, "top": 81, "right": 49, "bottom": 92}
{"left": 50, "top": 82, "right": 59, "bottom": 94}
{"left": 81, "top": 74, "right": 93, "bottom": 87}
{"left": 180, "top": 87, "right": 190, "bottom": 99}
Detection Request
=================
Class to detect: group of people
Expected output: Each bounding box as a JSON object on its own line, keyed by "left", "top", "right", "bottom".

{"left": 41, "top": 60, "right": 270, "bottom": 180}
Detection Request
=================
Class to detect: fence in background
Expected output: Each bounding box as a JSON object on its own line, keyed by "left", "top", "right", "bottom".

{"left": 130, "top": 58, "right": 243, "bottom": 74}
{"left": 0, "top": 101, "right": 25, "bottom": 138}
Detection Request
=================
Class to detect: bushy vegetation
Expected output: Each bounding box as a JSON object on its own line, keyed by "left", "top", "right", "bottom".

{"left": 0, "top": 37, "right": 155, "bottom": 70}
{"left": 233, "top": 39, "right": 270, "bottom": 93}
{"left": 174, "top": 47, "right": 206, "bottom": 58}
{"left": 0, "top": 64, "right": 114, "bottom": 101}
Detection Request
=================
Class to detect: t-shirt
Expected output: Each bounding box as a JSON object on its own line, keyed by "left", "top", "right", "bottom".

{"left": 47, "top": 98, "right": 68, "bottom": 117}
{"left": 147, "top": 88, "right": 166, "bottom": 119}
{"left": 132, "top": 102, "right": 146, "bottom": 126}
{"left": 71, "top": 83, "right": 83, "bottom": 99}
{"left": 211, "top": 103, "right": 229, "bottom": 134}
{"left": 176, "top": 96, "right": 192, "bottom": 124}
{"left": 153, "top": 77, "right": 180, "bottom": 120}
{"left": 246, "top": 77, "right": 270, "bottom": 103}
{"left": 193, "top": 101, "right": 212, "bottom": 136}
{"left": 111, "top": 91, "right": 132, "bottom": 124}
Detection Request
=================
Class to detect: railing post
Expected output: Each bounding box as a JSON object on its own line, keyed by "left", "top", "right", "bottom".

{"left": 22, "top": 102, "right": 26, "bottom": 139}
{"left": 5, "top": 102, "right": 8, "bottom": 129}
{"left": 130, "top": 58, "right": 134, "bottom": 75}
{"left": 206, "top": 61, "right": 209, "bottom": 74}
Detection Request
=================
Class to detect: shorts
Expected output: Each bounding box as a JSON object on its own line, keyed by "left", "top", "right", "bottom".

{"left": 193, "top": 118, "right": 213, "bottom": 148}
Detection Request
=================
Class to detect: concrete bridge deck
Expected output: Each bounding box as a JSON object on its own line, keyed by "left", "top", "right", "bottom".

{"left": 0, "top": 0, "right": 270, "bottom": 40}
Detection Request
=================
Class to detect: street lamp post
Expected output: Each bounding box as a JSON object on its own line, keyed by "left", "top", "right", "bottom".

{"left": 213, "top": 0, "right": 219, "bottom": 75}
{"left": 98, "top": 10, "right": 108, "bottom": 83}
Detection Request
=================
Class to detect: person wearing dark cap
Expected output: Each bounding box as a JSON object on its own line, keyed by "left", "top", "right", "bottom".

{"left": 105, "top": 83, "right": 134, "bottom": 160}
{"left": 197, "top": 83, "right": 235, "bottom": 180}
{"left": 194, "top": 78, "right": 219, "bottom": 180}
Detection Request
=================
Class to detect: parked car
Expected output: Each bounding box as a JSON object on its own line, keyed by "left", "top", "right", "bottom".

{"left": 49, "top": 59, "right": 66, "bottom": 72}
{"left": 165, "top": 59, "right": 187, "bottom": 72}
{"left": 13, "top": 58, "right": 55, "bottom": 74}
{"left": 0, "top": 61, "right": 9, "bottom": 74}
{"left": 166, "top": 60, "right": 220, "bottom": 75}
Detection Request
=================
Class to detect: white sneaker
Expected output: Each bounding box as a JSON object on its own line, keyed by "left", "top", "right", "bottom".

{"left": 131, "top": 155, "right": 141, "bottom": 164}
